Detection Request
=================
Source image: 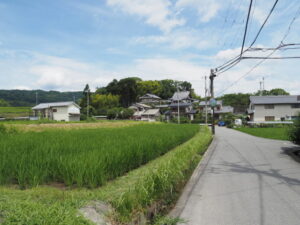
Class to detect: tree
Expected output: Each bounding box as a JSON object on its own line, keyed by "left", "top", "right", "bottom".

{"left": 118, "top": 78, "right": 138, "bottom": 107}
{"left": 159, "top": 79, "right": 177, "bottom": 99}
{"left": 0, "top": 99, "right": 10, "bottom": 107}
{"left": 288, "top": 112, "right": 300, "bottom": 144}
{"left": 269, "top": 88, "right": 289, "bottom": 96}
{"left": 255, "top": 88, "right": 290, "bottom": 96}
{"left": 219, "top": 93, "right": 251, "bottom": 113}
{"left": 106, "top": 79, "right": 119, "bottom": 95}
{"left": 136, "top": 80, "right": 162, "bottom": 97}
{"left": 79, "top": 84, "right": 92, "bottom": 117}
{"left": 91, "top": 94, "right": 120, "bottom": 114}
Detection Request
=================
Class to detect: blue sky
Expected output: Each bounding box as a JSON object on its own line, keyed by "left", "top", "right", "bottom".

{"left": 0, "top": 0, "right": 300, "bottom": 96}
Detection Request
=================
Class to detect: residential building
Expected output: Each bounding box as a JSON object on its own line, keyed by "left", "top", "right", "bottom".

{"left": 248, "top": 95, "right": 300, "bottom": 121}
{"left": 199, "top": 100, "right": 234, "bottom": 119}
{"left": 166, "top": 91, "right": 197, "bottom": 121}
{"left": 129, "top": 103, "right": 151, "bottom": 120}
{"left": 139, "top": 93, "right": 161, "bottom": 104}
{"left": 141, "top": 109, "right": 161, "bottom": 122}
{"left": 32, "top": 101, "right": 80, "bottom": 121}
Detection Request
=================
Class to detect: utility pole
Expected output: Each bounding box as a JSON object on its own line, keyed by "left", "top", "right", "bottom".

{"left": 86, "top": 89, "right": 90, "bottom": 118}
{"left": 209, "top": 69, "right": 216, "bottom": 135}
{"left": 204, "top": 76, "right": 208, "bottom": 125}
{"left": 259, "top": 81, "right": 262, "bottom": 96}
{"left": 35, "top": 91, "right": 38, "bottom": 105}
{"left": 177, "top": 85, "right": 180, "bottom": 124}
{"left": 262, "top": 76, "right": 265, "bottom": 91}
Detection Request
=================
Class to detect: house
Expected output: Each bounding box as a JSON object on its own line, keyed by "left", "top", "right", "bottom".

{"left": 141, "top": 109, "right": 161, "bottom": 122}
{"left": 129, "top": 103, "right": 151, "bottom": 120}
{"left": 167, "top": 91, "right": 196, "bottom": 121}
{"left": 248, "top": 95, "right": 300, "bottom": 121}
{"left": 32, "top": 101, "right": 80, "bottom": 121}
{"left": 139, "top": 93, "right": 161, "bottom": 104}
{"left": 199, "top": 100, "right": 234, "bottom": 119}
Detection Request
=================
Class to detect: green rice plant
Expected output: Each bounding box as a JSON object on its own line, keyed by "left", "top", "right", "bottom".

{"left": 0, "top": 124, "right": 199, "bottom": 188}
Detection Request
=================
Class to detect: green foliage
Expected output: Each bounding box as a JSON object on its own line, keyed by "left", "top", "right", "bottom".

{"left": 223, "top": 113, "right": 236, "bottom": 128}
{"left": 0, "top": 90, "right": 82, "bottom": 107}
{"left": 0, "top": 98, "right": 10, "bottom": 107}
{"left": 137, "top": 80, "right": 163, "bottom": 97}
{"left": 153, "top": 216, "right": 186, "bottom": 225}
{"left": 171, "top": 116, "right": 190, "bottom": 124}
{"left": 0, "top": 124, "right": 199, "bottom": 188}
{"left": 256, "top": 88, "right": 290, "bottom": 96}
{"left": 218, "top": 93, "right": 250, "bottom": 113}
{"left": 107, "top": 107, "right": 134, "bottom": 119}
{"left": 288, "top": 113, "right": 300, "bottom": 144}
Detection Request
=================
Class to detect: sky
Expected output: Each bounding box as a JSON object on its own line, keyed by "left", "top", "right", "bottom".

{"left": 0, "top": 0, "right": 300, "bottom": 96}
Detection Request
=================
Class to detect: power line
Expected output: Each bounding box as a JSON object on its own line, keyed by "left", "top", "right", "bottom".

{"left": 216, "top": 0, "right": 280, "bottom": 74}
{"left": 216, "top": 49, "right": 277, "bottom": 97}
{"left": 240, "top": 0, "right": 253, "bottom": 55}
{"left": 242, "top": 56, "right": 300, "bottom": 59}
{"left": 249, "top": 0, "right": 279, "bottom": 48}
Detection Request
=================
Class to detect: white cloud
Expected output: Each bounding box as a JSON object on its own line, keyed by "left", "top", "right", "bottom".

{"left": 176, "top": 0, "right": 221, "bottom": 22}
{"left": 134, "top": 28, "right": 215, "bottom": 50}
{"left": 106, "top": 0, "right": 185, "bottom": 32}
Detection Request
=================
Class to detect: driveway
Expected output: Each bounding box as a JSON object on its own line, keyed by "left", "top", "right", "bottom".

{"left": 172, "top": 127, "right": 300, "bottom": 225}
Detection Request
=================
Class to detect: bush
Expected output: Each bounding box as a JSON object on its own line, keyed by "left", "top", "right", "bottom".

{"left": 289, "top": 113, "right": 300, "bottom": 144}
{"left": 107, "top": 107, "right": 134, "bottom": 120}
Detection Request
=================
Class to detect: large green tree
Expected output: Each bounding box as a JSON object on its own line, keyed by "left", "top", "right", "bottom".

{"left": 136, "top": 80, "right": 162, "bottom": 97}
{"left": 219, "top": 93, "right": 251, "bottom": 113}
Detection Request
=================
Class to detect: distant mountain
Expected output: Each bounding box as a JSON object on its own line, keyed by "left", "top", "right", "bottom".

{"left": 0, "top": 90, "right": 83, "bottom": 106}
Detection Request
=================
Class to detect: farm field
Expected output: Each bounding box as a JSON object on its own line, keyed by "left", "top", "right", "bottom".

{"left": 0, "top": 123, "right": 199, "bottom": 188}
{"left": 0, "top": 106, "right": 31, "bottom": 118}
{"left": 0, "top": 124, "right": 212, "bottom": 224}
{"left": 234, "top": 127, "right": 290, "bottom": 140}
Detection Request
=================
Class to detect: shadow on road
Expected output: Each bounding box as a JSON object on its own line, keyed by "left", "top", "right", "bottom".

{"left": 281, "top": 146, "right": 300, "bottom": 163}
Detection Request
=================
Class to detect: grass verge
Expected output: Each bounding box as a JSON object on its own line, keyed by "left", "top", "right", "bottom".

{"left": 235, "top": 127, "right": 289, "bottom": 140}
{"left": 0, "top": 126, "right": 212, "bottom": 224}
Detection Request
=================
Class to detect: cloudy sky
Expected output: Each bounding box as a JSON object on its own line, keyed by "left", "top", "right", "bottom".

{"left": 0, "top": 0, "right": 299, "bottom": 96}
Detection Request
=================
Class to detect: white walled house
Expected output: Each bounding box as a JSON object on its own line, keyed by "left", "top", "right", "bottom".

{"left": 32, "top": 102, "right": 81, "bottom": 121}
{"left": 248, "top": 95, "right": 300, "bottom": 122}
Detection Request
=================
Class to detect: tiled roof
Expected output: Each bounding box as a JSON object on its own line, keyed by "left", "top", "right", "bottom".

{"left": 142, "top": 109, "right": 160, "bottom": 116}
{"left": 171, "top": 91, "right": 190, "bottom": 101}
{"left": 250, "top": 95, "right": 300, "bottom": 104}
{"left": 140, "top": 93, "right": 161, "bottom": 99}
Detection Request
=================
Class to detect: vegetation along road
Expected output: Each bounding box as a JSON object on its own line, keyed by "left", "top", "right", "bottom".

{"left": 172, "top": 127, "right": 300, "bottom": 225}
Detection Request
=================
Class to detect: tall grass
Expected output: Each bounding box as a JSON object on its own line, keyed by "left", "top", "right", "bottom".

{"left": 0, "top": 124, "right": 199, "bottom": 188}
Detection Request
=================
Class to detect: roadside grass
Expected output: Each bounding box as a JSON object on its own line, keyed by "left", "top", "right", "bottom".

{"left": 235, "top": 127, "right": 290, "bottom": 140}
{"left": 0, "top": 123, "right": 199, "bottom": 188}
{"left": 0, "top": 107, "right": 31, "bottom": 118}
{"left": 0, "top": 126, "right": 212, "bottom": 224}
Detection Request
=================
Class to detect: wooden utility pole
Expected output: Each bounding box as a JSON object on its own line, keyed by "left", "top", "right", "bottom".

{"left": 209, "top": 69, "right": 216, "bottom": 135}
{"left": 204, "top": 76, "right": 208, "bottom": 124}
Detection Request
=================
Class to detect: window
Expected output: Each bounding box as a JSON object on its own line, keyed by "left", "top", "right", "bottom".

{"left": 264, "top": 105, "right": 274, "bottom": 109}
{"left": 265, "top": 116, "right": 275, "bottom": 121}
{"left": 52, "top": 108, "right": 57, "bottom": 112}
{"left": 291, "top": 104, "right": 300, "bottom": 108}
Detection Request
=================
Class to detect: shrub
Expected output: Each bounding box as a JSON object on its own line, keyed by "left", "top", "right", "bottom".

{"left": 288, "top": 113, "right": 300, "bottom": 144}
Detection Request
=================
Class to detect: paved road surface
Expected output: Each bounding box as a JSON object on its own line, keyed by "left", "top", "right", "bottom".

{"left": 172, "top": 127, "right": 300, "bottom": 225}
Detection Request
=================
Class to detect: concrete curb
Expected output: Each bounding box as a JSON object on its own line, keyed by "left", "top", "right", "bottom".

{"left": 169, "top": 136, "right": 218, "bottom": 218}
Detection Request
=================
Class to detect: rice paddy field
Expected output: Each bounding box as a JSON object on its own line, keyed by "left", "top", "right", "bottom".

{"left": 0, "top": 107, "right": 31, "bottom": 118}
{"left": 0, "top": 123, "right": 199, "bottom": 188}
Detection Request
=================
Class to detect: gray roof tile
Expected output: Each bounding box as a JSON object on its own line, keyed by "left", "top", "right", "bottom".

{"left": 250, "top": 95, "right": 300, "bottom": 104}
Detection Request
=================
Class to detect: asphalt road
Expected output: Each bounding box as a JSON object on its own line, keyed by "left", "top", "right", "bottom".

{"left": 172, "top": 127, "right": 300, "bottom": 225}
